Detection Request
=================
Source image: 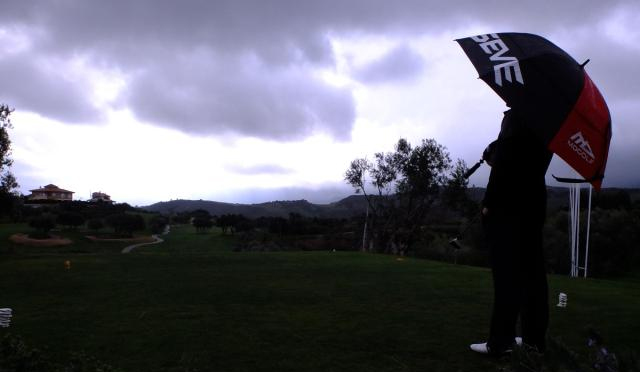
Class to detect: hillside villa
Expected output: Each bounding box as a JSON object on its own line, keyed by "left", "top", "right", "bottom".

{"left": 90, "top": 191, "right": 113, "bottom": 203}
{"left": 29, "top": 184, "right": 74, "bottom": 202}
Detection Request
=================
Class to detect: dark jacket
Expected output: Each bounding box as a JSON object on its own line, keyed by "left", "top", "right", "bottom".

{"left": 482, "top": 109, "right": 553, "bottom": 219}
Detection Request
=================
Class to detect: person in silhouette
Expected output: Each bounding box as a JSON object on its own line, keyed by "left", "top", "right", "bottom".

{"left": 470, "top": 108, "right": 553, "bottom": 355}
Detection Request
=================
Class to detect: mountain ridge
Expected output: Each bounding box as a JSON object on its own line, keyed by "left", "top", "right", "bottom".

{"left": 142, "top": 187, "right": 640, "bottom": 219}
{"left": 142, "top": 195, "right": 369, "bottom": 219}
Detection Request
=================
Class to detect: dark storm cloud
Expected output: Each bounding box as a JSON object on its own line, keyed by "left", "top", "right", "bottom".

{"left": 559, "top": 29, "right": 640, "bottom": 103}
{"left": 353, "top": 45, "right": 425, "bottom": 84}
{"left": 0, "top": 0, "right": 636, "bottom": 142}
{"left": 0, "top": 53, "right": 100, "bottom": 123}
{"left": 561, "top": 30, "right": 640, "bottom": 188}
{"left": 123, "top": 52, "right": 355, "bottom": 140}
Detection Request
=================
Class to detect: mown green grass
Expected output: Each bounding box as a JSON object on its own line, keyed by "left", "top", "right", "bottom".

{"left": 1, "top": 224, "right": 639, "bottom": 372}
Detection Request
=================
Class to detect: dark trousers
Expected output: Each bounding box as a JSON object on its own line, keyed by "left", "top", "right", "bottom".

{"left": 485, "top": 212, "right": 548, "bottom": 352}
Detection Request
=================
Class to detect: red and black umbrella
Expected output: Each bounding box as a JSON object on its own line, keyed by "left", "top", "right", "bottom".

{"left": 456, "top": 32, "right": 611, "bottom": 190}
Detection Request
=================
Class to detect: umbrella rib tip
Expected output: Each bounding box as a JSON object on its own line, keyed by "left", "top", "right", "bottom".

{"left": 580, "top": 59, "right": 590, "bottom": 69}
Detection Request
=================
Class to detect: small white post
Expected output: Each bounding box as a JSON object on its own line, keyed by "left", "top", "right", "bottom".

{"left": 0, "top": 308, "right": 12, "bottom": 328}
{"left": 557, "top": 293, "right": 568, "bottom": 308}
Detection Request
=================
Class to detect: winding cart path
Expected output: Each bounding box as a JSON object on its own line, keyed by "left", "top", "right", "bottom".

{"left": 121, "top": 225, "right": 170, "bottom": 253}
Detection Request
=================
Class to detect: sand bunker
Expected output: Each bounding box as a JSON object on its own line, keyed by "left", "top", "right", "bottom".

{"left": 9, "top": 234, "right": 72, "bottom": 247}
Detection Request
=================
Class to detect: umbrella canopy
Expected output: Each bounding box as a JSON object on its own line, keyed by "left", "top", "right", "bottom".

{"left": 456, "top": 32, "right": 611, "bottom": 190}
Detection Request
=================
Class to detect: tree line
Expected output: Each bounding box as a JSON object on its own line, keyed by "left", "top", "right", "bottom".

{"left": 20, "top": 201, "right": 168, "bottom": 238}
{"left": 0, "top": 104, "right": 20, "bottom": 217}
{"left": 153, "top": 136, "right": 640, "bottom": 278}
{"left": 2, "top": 103, "right": 638, "bottom": 277}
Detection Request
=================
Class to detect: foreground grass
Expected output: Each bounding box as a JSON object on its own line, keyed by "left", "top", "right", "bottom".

{"left": 1, "top": 225, "right": 639, "bottom": 372}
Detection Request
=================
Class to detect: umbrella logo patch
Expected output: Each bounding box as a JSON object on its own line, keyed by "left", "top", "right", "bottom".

{"left": 471, "top": 34, "right": 524, "bottom": 87}
{"left": 568, "top": 132, "right": 595, "bottom": 164}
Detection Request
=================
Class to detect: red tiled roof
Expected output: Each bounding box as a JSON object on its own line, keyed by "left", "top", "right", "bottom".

{"left": 29, "top": 184, "right": 75, "bottom": 194}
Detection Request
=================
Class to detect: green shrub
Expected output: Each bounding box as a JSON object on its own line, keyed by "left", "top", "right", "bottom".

{"left": 28, "top": 213, "right": 56, "bottom": 238}
{"left": 105, "top": 213, "right": 145, "bottom": 237}
{"left": 56, "top": 212, "right": 85, "bottom": 230}
{"left": 86, "top": 218, "right": 104, "bottom": 232}
{"left": 149, "top": 215, "right": 168, "bottom": 234}
{"left": 0, "top": 333, "right": 52, "bottom": 372}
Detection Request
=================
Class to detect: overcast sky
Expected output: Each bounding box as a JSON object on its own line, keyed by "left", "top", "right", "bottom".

{"left": 2, "top": 0, "right": 639, "bottom": 205}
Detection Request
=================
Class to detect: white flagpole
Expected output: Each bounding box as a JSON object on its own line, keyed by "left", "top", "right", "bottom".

{"left": 569, "top": 183, "right": 583, "bottom": 278}
{"left": 569, "top": 185, "right": 576, "bottom": 277}
{"left": 584, "top": 184, "right": 593, "bottom": 278}
{"left": 575, "top": 183, "right": 581, "bottom": 277}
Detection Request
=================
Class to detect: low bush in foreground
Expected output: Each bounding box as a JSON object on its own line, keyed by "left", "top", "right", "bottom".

{"left": 507, "top": 334, "right": 640, "bottom": 372}
{"left": 0, "top": 333, "right": 123, "bottom": 372}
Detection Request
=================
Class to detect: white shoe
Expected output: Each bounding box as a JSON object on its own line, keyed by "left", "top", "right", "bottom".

{"left": 470, "top": 342, "right": 490, "bottom": 354}
{"left": 470, "top": 337, "right": 521, "bottom": 355}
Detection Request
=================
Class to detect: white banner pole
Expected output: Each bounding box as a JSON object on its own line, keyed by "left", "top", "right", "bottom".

{"left": 569, "top": 185, "right": 576, "bottom": 277}
{"left": 575, "top": 183, "right": 581, "bottom": 277}
{"left": 584, "top": 184, "right": 593, "bottom": 278}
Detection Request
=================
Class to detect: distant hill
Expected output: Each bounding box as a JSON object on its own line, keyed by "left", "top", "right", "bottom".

{"left": 143, "top": 187, "right": 640, "bottom": 218}
{"left": 142, "top": 195, "right": 369, "bottom": 219}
